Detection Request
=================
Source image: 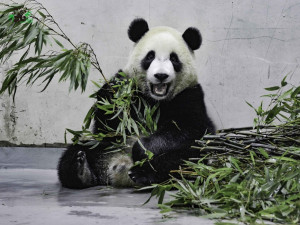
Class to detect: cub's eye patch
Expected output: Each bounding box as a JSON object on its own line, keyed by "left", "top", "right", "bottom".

{"left": 141, "top": 50, "right": 155, "bottom": 70}
{"left": 170, "top": 52, "right": 182, "bottom": 72}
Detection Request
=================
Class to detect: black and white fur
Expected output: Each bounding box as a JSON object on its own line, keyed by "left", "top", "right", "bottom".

{"left": 58, "top": 18, "right": 214, "bottom": 189}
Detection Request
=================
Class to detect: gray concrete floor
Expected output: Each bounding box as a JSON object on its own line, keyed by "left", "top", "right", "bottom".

{"left": 0, "top": 147, "right": 215, "bottom": 225}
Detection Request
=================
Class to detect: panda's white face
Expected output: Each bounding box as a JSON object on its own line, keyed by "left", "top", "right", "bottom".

{"left": 124, "top": 26, "right": 198, "bottom": 101}
{"left": 142, "top": 32, "right": 181, "bottom": 100}
{"left": 145, "top": 53, "right": 175, "bottom": 100}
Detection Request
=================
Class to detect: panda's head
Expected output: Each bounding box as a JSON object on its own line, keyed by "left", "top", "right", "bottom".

{"left": 123, "top": 18, "right": 202, "bottom": 101}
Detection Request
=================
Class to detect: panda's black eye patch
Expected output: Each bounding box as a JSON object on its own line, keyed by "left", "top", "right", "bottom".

{"left": 170, "top": 52, "right": 179, "bottom": 63}
{"left": 170, "top": 52, "right": 182, "bottom": 72}
{"left": 146, "top": 51, "right": 155, "bottom": 60}
{"left": 141, "top": 50, "right": 155, "bottom": 70}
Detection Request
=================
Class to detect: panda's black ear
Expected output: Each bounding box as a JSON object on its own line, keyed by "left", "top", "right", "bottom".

{"left": 128, "top": 18, "right": 149, "bottom": 42}
{"left": 182, "top": 27, "right": 202, "bottom": 51}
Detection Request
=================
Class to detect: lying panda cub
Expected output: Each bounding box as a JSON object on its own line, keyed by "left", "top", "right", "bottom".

{"left": 58, "top": 18, "right": 215, "bottom": 189}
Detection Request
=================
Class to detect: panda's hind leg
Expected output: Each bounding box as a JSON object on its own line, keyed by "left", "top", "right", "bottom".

{"left": 58, "top": 145, "right": 98, "bottom": 189}
{"left": 76, "top": 151, "right": 96, "bottom": 186}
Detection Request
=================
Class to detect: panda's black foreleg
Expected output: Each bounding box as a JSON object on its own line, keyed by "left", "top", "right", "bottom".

{"left": 129, "top": 123, "right": 202, "bottom": 185}
{"left": 129, "top": 148, "right": 199, "bottom": 185}
{"left": 58, "top": 144, "right": 99, "bottom": 189}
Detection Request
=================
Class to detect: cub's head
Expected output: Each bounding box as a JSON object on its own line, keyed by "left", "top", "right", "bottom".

{"left": 123, "top": 18, "right": 202, "bottom": 101}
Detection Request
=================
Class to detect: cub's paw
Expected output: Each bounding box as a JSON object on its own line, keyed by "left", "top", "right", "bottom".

{"left": 76, "top": 151, "right": 88, "bottom": 175}
{"left": 128, "top": 164, "right": 157, "bottom": 186}
{"left": 75, "top": 151, "right": 94, "bottom": 185}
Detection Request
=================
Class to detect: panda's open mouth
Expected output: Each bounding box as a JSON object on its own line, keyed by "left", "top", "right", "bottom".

{"left": 150, "top": 83, "right": 170, "bottom": 97}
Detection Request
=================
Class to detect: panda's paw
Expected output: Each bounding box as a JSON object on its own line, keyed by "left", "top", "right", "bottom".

{"left": 76, "top": 151, "right": 87, "bottom": 173}
{"left": 75, "top": 151, "right": 94, "bottom": 185}
{"left": 128, "top": 165, "right": 156, "bottom": 186}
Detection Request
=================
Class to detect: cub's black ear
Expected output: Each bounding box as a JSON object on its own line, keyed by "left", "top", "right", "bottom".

{"left": 128, "top": 18, "right": 149, "bottom": 42}
{"left": 182, "top": 27, "right": 202, "bottom": 51}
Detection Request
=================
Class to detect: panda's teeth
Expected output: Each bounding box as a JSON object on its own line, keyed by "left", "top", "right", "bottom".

{"left": 153, "top": 83, "right": 167, "bottom": 96}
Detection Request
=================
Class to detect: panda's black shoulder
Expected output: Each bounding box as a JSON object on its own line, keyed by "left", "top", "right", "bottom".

{"left": 172, "top": 84, "right": 206, "bottom": 106}
{"left": 95, "top": 70, "right": 125, "bottom": 101}
{"left": 174, "top": 84, "right": 215, "bottom": 133}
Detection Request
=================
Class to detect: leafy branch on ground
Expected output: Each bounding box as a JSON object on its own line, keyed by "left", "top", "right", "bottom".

{"left": 0, "top": 0, "right": 111, "bottom": 100}
{"left": 144, "top": 77, "right": 300, "bottom": 224}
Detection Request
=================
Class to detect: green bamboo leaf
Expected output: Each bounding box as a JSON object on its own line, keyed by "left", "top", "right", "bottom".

{"left": 80, "top": 59, "right": 87, "bottom": 75}
{"left": 118, "top": 71, "right": 127, "bottom": 77}
{"left": 131, "top": 119, "right": 140, "bottom": 136}
{"left": 14, "top": 56, "right": 43, "bottom": 66}
{"left": 37, "top": 10, "right": 46, "bottom": 19}
{"left": 291, "top": 86, "right": 300, "bottom": 98}
{"left": 53, "top": 54, "right": 69, "bottom": 70}
{"left": 83, "top": 105, "right": 95, "bottom": 129}
{"left": 26, "top": 69, "right": 40, "bottom": 85}
{"left": 35, "top": 28, "right": 43, "bottom": 55}
{"left": 265, "top": 105, "right": 281, "bottom": 124}
{"left": 109, "top": 107, "right": 123, "bottom": 120}
{"left": 53, "top": 37, "right": 64, "bottom": 48}
{"left": 86, "top": 58, "right": 91, "bottom": 73}
{"left": 0, "top": 71, "right": 18, "bottom": 94}
{"left": 278, "top": 88, "right": 293, "bottom": 101}
{"left": 229, "top": 157, "right": 243, "bottom": 174}
{"left": 258, "top": 147, "right": 269, "bottom": 159}
{"left": 257, "top": 101, "right": 263, "bottom": 115}
{"left": 32, "top": 69, "right": 53, "bottom": 84}
{"left": 157, "top": 189, "right": 165, "bottom": 205}
{"left": 249, "top": 151, "right": 256, "bottom": 165}
{"left": 24, "top": 24, "right": 39, "bottom": 45}
{"left": 18, "top": 45, "right": 30, "bottom": 62}
{"left": 91, "top": 80, "right": 102, "bottom": 89}
{"left": 150, "top": 103, "right": 159, "bottom": 116}
{"left": 0, "top": 4, "right": 24, "bottom": 14}
{"left": 146, "top": 150, "right": 154, "bottom": 160}
{"left": 127, "top": 118, "right": 132, "bottom": 133}
{"left": 69, "top": 60, "right": 77, "bottom": 92}
{"left": 265, "top": 86, "right": 280, "bottom": 91}
{"left": 65, "top": 128, "right": 82, "bottom": 136}
{"left": 40, "top": 70, "right": 58, "bottom": 92}
{"left": 281, "top": 75, "right": 288, "bottom": 87}
{"left": 74, "top": 59, "right": 80, "bottom": 90}
{"left": 246, "top": 101, "right": 257, "bottom": 112}
{"left": 274, "top": 156, "right": 298, "bottom": 162}
{"left": 0, "top": 40, "right": 18, "bottom": 59}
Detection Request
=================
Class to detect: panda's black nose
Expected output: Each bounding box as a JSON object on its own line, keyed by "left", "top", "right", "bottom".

{"left": 154, "top": 73, "right": 169, "bottom": 82}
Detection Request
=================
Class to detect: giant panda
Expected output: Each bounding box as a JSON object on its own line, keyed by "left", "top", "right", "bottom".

{"left": 58, "top": 18, "right": 215, "bottom": 189}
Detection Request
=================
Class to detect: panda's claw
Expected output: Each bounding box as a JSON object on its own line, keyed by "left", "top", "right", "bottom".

{"left": 128, "top": 167, "right": 155, "bottom": 186}
{"left": 76, "top": 151, "right": 87, "bottom": 172}
{"left": 74, "top": 151, "right": 96, "bottom": 185}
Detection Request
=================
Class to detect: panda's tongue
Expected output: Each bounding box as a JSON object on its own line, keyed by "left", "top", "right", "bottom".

{"left": 153, "top": 83, "right": 167, "bottom": 96}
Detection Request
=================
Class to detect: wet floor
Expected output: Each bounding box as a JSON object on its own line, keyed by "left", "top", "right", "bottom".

{"left": 0, "top": 147, "right": 215, "bottom": 225}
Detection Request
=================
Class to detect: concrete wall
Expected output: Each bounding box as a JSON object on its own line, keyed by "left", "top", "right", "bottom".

{"left": 1, "top": 0, "right": 300, "bottom": 145}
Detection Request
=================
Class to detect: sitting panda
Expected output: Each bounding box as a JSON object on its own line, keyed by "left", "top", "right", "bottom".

{"left": 58, "top": 18, "right": 215, "bottom": 189}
